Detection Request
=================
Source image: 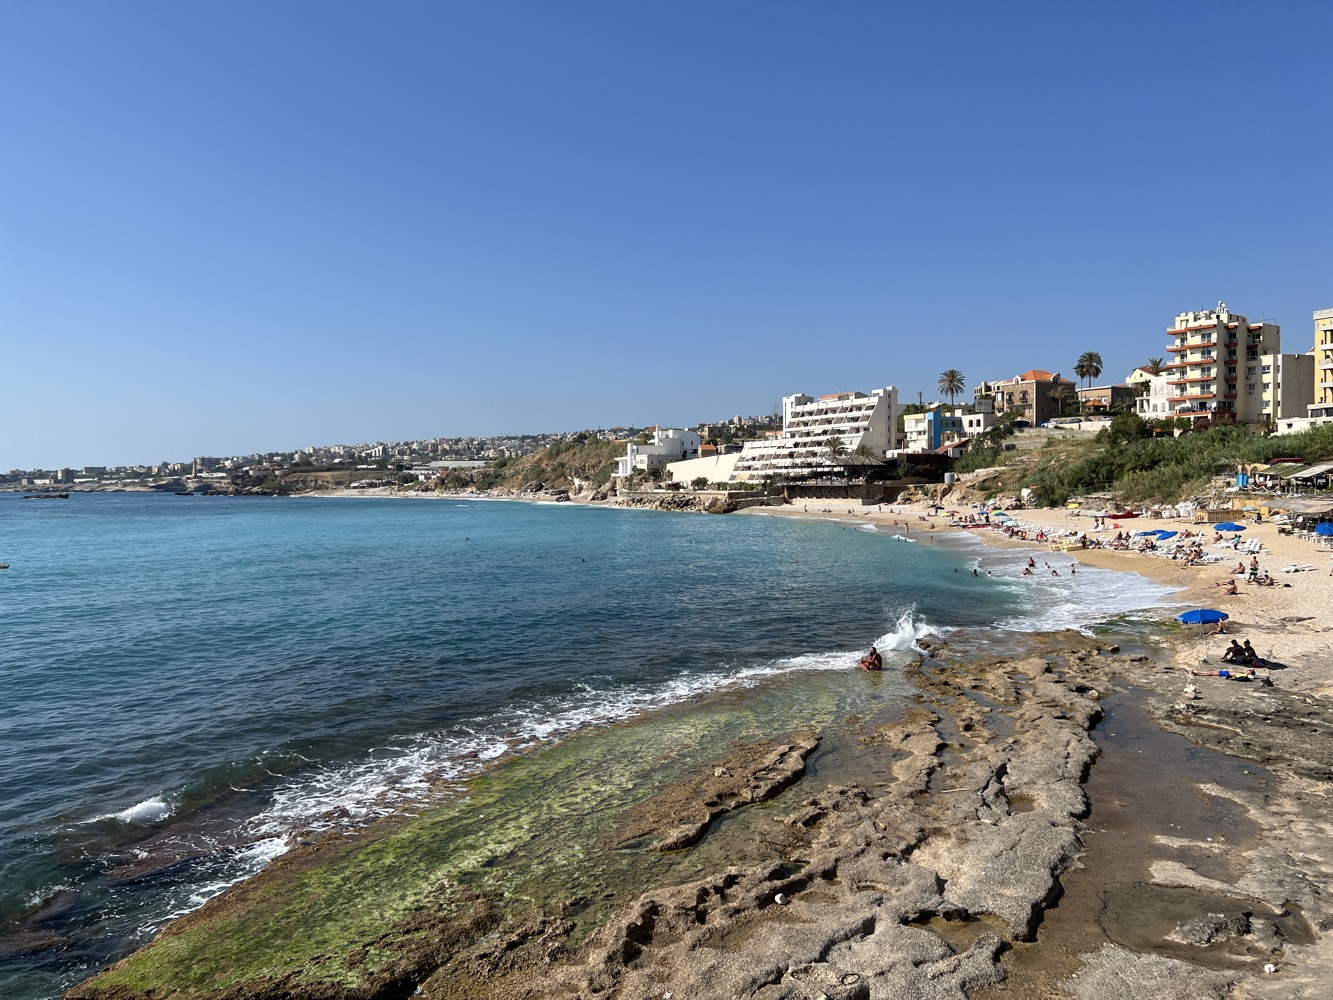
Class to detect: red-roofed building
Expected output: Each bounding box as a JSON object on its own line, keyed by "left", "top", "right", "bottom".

{"left": 973, "top": 370, "right": 1076, "bottom": 425}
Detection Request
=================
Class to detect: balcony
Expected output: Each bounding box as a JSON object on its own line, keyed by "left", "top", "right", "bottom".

{"left": 1168, "top": 339, "right": 1217, "bottom": 352}
{"left": 1168, "top": 392, "right": 1219, "bottom": 403}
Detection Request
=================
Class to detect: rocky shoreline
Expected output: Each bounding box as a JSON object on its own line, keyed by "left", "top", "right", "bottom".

{"left": 68, "top": 624, "right": 1333, "bottom": 1000}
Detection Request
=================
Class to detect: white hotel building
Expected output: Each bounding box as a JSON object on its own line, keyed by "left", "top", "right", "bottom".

{"left": 729, "top": 387, "right": 899, "bottom": 482}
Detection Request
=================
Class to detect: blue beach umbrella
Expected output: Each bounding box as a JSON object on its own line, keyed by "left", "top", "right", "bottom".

{"left": 1175, "top": 609, "right": 1229, "bottom": 625}
{"left": 1156, "top": 531, "right": 1178, "bottom": 540}
{"left": 1135, "top": 528, "right": 1166, "bottom": 537}
{"left": 1213, "top": 522, "right": 1246, "bottom": 532}
{"left": 1316, "top": 522, "right": 1333, "bottom": 537}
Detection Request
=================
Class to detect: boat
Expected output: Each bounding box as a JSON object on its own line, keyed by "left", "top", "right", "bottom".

{"left": 23, "top": 492, "right": 69, "bottom": 499}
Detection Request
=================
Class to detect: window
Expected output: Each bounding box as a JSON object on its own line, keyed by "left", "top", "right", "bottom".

{"left": 1246, "top": 366, "right": 1256, "bottom": 377}
{"left": 1261, "top": 365, "right": 1272, "bottom": 374}
{"left": 1247, "top": 385, "right": 1255, "bottom": 395}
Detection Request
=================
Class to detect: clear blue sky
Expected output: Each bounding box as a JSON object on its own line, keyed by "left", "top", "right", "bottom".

{"left": 4, "top": 2, "right": 1330, "bottom": 469}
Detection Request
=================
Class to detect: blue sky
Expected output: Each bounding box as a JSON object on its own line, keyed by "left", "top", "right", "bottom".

{"left": 3, "top": 2, "right": 1330, "bottom": 468}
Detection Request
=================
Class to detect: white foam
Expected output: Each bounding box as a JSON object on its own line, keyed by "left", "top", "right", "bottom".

{"left": 237, "top": 607, "right": 937, "bottom": 843}
{"left": 99, "top": 796, "right": 173, "bottom": 825}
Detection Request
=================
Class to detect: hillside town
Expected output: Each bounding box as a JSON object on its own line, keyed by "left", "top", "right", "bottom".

{"left": 7, "top": 303, "right": 1333, "bottom": 498}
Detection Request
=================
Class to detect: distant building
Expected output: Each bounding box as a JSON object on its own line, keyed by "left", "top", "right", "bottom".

{"left": 613, "top": 428, "right": 701, "bottom": 478}
{"left": 1076, "top": 384, "right": 1137, "bottom": 415}
{"left": 1164, "top": 302, "right": 1280, "bottom": 425}
{"left": 974, "top": 370, "right": 1076, "bottom": 425}
{"left": 1285, "top": 307, "right": 1333, "bottom": 433}
{"left": 1256, "top": 353, "right": 1314, "bottom": 424}
{"left": 729, "top": 387, "right": 898, "bottom": 481}
{"left": 902, "top": 407, "right": 993, "bottom": 452}
{"left": 1127, "top": 367, "right": 1173, "bottom": 421}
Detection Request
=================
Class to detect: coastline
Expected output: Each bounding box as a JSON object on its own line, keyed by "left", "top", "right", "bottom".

{"left": 62, "top": 496, "right": 1333, "bottom": 999}
{"left": 742, "top": 496, "right": 1333, "bottom": 697}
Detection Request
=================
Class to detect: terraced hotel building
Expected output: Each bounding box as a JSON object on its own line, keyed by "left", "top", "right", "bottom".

{"left": 729, "top": 387, "right": 898, "bottom": 481}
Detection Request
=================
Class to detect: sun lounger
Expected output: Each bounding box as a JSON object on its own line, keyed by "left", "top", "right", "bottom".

{"left": 1280, "top": 564, "right": 1314, "bottom": 573}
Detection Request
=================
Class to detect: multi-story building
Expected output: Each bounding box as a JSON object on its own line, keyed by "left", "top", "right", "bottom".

{"left": 973, "top": 370, "right": 1076, "bottom": 425}
{"left": 613, "top": 427, "right": 701, "bottom": 478}
{"left": 729, "top": 387, "right": 898, "bottom": 481}
{"left": 1256, "top": 353, "right": 1314, "bottom": 423}
{"left": 1077, "top": 384, "right": 1137, "bottom": 414}
{"left": 1309, "top": 308, "right": 1333, "bottom": 420}
{"left": 902, "top": 407, "right": 996, "bottom": 452}
{"left": 1164, "top": 302, "right": 1280, "bottom": 425}
{"left": 1127, "top": 367, "right": 1174, "bottom": 420}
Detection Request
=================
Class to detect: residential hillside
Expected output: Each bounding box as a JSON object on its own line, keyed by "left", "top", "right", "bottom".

{"left": 434, "top": 437, "right": 625, "bottom": 495}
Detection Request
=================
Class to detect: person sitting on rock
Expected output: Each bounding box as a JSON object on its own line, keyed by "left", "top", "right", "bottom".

{"left": 1221, "top": 640, "right": 1247, "bottom": 663}
{"left": 858, "top": 646, "right": 883, "bottom": 671}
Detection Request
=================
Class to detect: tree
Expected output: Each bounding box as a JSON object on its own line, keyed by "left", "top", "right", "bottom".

{"left": 1074, "top": 351, "right": 1104, "bottom": 388}
{"left": 852, "top": 443, "right": 878, "bottom": 466}
{"left": 1145, "top": 357, "right": 1166, "bottom": 375}
{"left": 1103, "top": 411, "right": 1150, "bottom": 445}
{"left": 691, "top": 476, "right": 709, "bottom": 489}
{"left": 824, "top": 433, "right": 849, "bottom": 469}
{"left": 937, "top": 369, "right": 966, "bottom": 406}
{"left": 1050, "top": 383, "right": 1075, "bottom": 417}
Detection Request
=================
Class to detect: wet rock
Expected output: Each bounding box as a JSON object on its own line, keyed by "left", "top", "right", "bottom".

{"left": 1168, "top": 910, "right": 1251, "bottom": 945}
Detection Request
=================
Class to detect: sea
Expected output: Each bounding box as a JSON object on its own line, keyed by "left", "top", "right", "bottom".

{"left": 0, "top": 493, "right": 1179, "bottom": 998}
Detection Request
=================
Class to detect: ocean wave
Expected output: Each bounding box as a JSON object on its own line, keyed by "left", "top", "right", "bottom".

{"left": 95, "top": 796, "right": 174, "bottom": 826}
{"left": 240, "top": 608, "right": 937, "bottom": 843}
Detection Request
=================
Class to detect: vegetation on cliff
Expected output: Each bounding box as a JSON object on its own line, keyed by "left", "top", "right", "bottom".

{"left": 962, "top": 416, "right": 1333, "bottom": 506}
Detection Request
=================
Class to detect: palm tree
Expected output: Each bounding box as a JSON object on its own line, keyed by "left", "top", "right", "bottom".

{"left": 824, "top": 432, "right": 849, "bottom": 469}
{"left": 1145, "top": 357, "right": 1166, "bottom": 376}
{"left": 1050, "top": 383, "right": 1074, "bottom": 417}
{"left": 937, "top": 369, "right": 966, "bottom": 407}
{"left": 1075, "top": 351, "right": 1104, "bottom": 388}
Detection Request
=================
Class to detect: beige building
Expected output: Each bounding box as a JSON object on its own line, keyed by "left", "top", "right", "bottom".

{"left": 1164, "top": 302, "right": 1280, "bottom": 425}
{"left": 973, "top": 370, "right": 1076, "bottom": 425}
{"left": 1275, "top": 307, "right": 1333, "bottom": 435}
{"left": 1311, "top": 308, "right": 1333, "bottom": 418}
{"left": 1256, "top": 353, "right": 1314, "bottom": 423}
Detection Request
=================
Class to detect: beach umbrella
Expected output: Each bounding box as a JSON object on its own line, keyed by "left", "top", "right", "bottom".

{"left": 1156, "top": 531, "right": 1178, "bottom": 540}
{"left": 1316, "top": 522, "right": 1333, "bottom": 537}
{"left": 1175, "top": 609, "right": 1228, "bottom": 625}
{"left": 1213, "top": 522, "right": 1246, "bottom": 532}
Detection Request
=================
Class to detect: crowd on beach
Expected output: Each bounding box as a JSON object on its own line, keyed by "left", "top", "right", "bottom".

{"left": 752, "top": 494, "right": 1333, "bottom": 698}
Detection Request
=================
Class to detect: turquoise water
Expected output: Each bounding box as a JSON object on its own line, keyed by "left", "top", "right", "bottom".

{"left": 0, "top": 494, "right": 1175, "bottom": 997}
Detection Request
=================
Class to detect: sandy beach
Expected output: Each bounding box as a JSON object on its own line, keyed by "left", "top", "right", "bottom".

{"left": 745, "top": 497, "right": 1333, "bottom": 697}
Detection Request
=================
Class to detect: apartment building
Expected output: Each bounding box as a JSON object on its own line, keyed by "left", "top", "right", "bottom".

{"left": 729, "top": 387, "right": 898, "bottom": 481}
{"left": 1257, "top": 353, "right": 1314, "bottom": 422}
{"left": 902, "top": 407, "right": 995, "bottom": 452}
{"left": 1164, "top": 302, "right": 1280, "bottom": 425}
{"left": 1310, "top": 308, "right": 1333, "bottom": 419}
